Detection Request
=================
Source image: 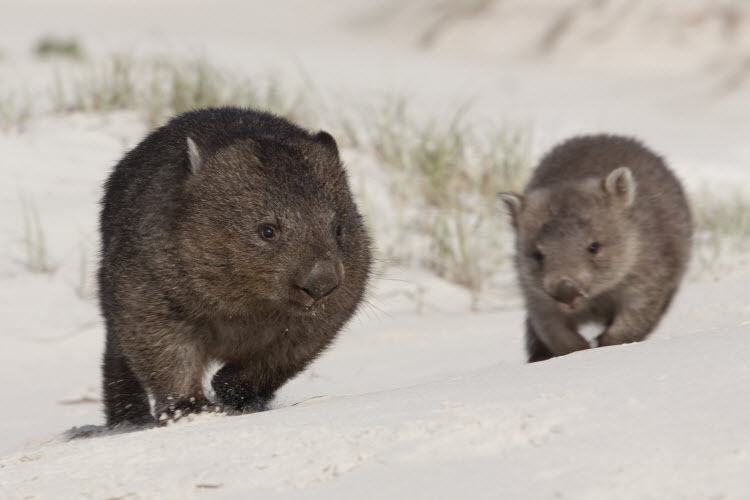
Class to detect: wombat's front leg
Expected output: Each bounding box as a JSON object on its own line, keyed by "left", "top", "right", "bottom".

{"left": 212, "top": 362, "right": 286, "bottom": 414}
{"left": 103, "top": 336, "right": 155, "bottom": 427}
{"left": 125, "top": 331, "right": 213, "bottom": 425}
{"left": 525, "top": 317, "right": 554, "bottom": 363}
{"left": 528, "top": 311, "right": 589, "bottom": 360}
{"left": 597, "top": 303, "right": 664, "bottom": 347}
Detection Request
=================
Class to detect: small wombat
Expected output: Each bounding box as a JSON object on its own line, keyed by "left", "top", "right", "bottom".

{"left": 99, "top": 107, "right": 371, "bottom": 427}
{"left": 500, "top": 134, "right": 692, "bottom": 362}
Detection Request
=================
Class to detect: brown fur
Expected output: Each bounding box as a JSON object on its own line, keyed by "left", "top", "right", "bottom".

{"left": 99, "top": 108, "right": 371, "bottom": 427}
{"left": 500, "top": 134, "right": 692, "bottom": 362}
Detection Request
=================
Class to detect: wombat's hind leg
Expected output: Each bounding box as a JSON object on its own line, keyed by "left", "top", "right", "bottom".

{"left": 525, "top": 317, "right": 554, "bottom": 363}
{"left": 103, "top": 340, "right": 154, "bottom": 428}
{"left": 212, "top": 363, "right": 272, "bottom": 414}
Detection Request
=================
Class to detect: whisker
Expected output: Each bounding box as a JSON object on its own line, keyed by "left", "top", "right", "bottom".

{"left": 341, "top": 284, "right": 389, "bottom": 320}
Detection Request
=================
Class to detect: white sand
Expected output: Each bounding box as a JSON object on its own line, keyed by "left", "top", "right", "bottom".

{"left": 1, "top": 1, "right": 749, "bottom": 498}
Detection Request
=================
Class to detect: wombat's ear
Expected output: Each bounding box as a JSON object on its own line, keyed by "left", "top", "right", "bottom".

{"left": 603, "top": 167, "right": 636, "bottom": 207}
{"left": 314, "top": 131, "right": 339, "bottom": 157}
{"left": 498, "top": 193, "right": 524, "bottom": 228}
{"left": 186, "top": 137, "right": 203, "bottom": 174}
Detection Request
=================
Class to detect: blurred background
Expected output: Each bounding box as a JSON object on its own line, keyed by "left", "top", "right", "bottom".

{"left": 1, "top": 0, "right": 750, "bottom": 459}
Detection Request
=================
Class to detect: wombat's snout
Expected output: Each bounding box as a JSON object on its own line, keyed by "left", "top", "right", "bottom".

{"left": 294, "top": 260, "right": 340, "bottom": 301}
{"left": 551, "top": 278, "right": 583, "bottom": 306}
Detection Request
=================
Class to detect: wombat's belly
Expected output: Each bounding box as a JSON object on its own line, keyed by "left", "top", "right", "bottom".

{"left": 205, "top": 318, "right": 283, "bottom": 360}
{"left": 205, "top": 317, "right": 322, "bottom": 367}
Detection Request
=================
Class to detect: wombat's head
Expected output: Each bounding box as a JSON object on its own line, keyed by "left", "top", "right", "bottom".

{"left": 500, "top": 168, "right": 640, "bottom": 311}
{"left": 175, "top": 131, "right": 371, "bottom": 320}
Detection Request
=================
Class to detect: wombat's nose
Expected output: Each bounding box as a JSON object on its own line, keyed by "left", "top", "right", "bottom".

{"left": 552, "top": 278, "right": 582, "bottom": 305}
{"left": 295, "top": 260, "right": 340, "bottom": 301}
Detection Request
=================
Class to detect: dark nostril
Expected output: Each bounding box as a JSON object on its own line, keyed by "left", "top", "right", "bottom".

{"left": 553, "top": 278, "right": 582, "bottom": 305}
{"left": 298, "top": 286, "right": 333, "bottom": 299}
{"left": 298, "top": 283, "right": 337, "bottom": 300}
{"left": 295, "top": 261, "right": 340, "bottom": 301}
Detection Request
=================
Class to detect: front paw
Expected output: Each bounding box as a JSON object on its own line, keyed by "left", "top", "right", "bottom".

{"left": 157, "top": 396, "right": 222, "bottom": 425}
{"left": 597, "top": 332, "right": 627, "bottom": 347}
{"left": 220, "top": 397, "right": 269, "bottom": 416}
{"left": 241, "top": 398, "right": 269, "bottom": 414}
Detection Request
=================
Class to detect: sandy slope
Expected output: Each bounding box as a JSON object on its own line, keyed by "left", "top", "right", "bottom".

{"left": 1, "top": 1, "right": 750, "bottom": 498}
{"left": 1, "top": 312, "right": 748, "bottom": 499}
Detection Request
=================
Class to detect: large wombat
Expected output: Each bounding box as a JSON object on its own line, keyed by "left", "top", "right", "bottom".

{"left": 99, "top": 108, "right": 371, "bottom": 427}
{"left": 500, "top": 134, "right": 692, "bottom": 362}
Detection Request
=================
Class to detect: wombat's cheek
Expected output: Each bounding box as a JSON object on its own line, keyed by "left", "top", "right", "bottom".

{"left": 237, "top": 270, "right": 287, "bottom": 303}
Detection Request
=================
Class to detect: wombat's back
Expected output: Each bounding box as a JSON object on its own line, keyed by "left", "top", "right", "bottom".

{"left": 100, "top": 108, "right": 310, "bottom": 249}
{"left": 529, "top": 135, "right": 674, "bottom": 193}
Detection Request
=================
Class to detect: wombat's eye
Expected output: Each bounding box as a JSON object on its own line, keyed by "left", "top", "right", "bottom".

{"left": 259, "top": 225, "right": 279, "bottom": 241}
{"left": 588, "top": 242, "right": 601, "bottom": 255}
{"left": 336, "top": 224, "right": 343, "bottom": 237}
{"left": 531, "top": 249, "right": 544, "bottom": 262}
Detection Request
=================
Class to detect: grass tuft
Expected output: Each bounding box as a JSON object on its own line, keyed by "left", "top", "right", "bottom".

{"left": 20, "top": 196, "right": 53, "bottom": 274}
{"left": 690, "top": 189, "right": 750, "bottom": 272}
{"left": 143, "top": 58, "right": 308, "bottom": 127}
{"left": 34, "top": 35, "right": 84, "bottom": 60}
{"left": 362, "top": 99, "right": 530, "bottom": 305}
{"left": 0, "top": 90, "right": 32, "bottom": 132}
{"left": 50, "top": 55, "right": 310, "bottom": 126}
{"left": 54, "top": 55, "right": 137, "bottom": 113}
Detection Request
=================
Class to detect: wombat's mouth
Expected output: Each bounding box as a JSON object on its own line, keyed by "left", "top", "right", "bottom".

{"left": 556, "top": 294, "right": 587, "bottom": 311}
{"left": 288, "top": 301, "right": 318, "bottom": 315}
{"left": 549, "top": 278, "right": 589, "bottom": 311}
{"left": 287, "top": 296, "right": 335, "bottom": 315}
{"left": 551, "top": 289, "right": 591, "bottom": 312}
{"left": 287, "top": 280, "right": 339, "bottom": 315}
